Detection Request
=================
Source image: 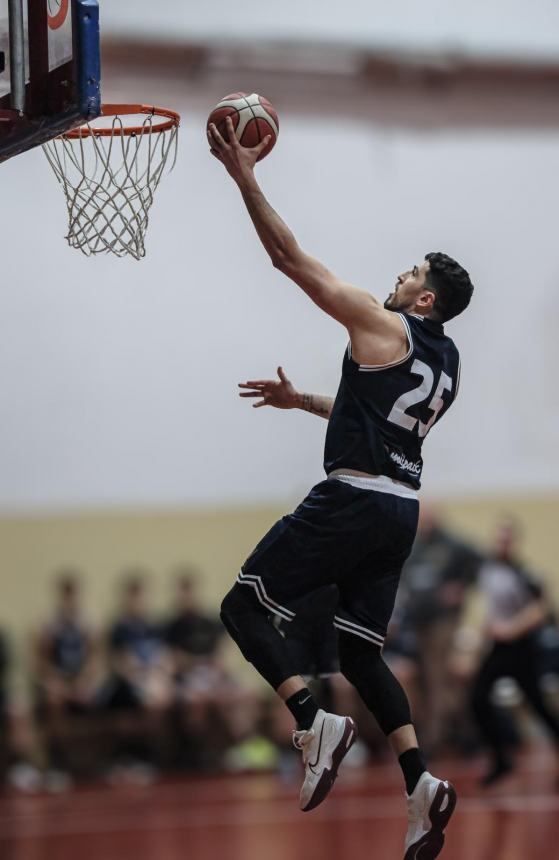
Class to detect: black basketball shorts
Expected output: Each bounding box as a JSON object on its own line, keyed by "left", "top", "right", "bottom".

{"left": 237, "top": 475, "right": 419, "bottom": 649}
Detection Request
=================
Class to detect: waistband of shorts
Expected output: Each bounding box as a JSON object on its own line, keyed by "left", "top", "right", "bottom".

{"left": 328, "top": 472, "right": 419, "bottom": 500}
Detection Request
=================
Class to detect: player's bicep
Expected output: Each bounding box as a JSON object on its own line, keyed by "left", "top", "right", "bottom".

{"left": 278, "top": 250, "right": 380, "bottom": 327}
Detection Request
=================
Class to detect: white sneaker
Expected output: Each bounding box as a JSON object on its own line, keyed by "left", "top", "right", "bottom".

{"left": 404, "top": 772, "right": 457, "bottom": 859}
{"left": 292, "top": 708, "right": 357, "bottom": 812}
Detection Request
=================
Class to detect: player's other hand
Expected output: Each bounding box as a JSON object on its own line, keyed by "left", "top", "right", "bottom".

{"left": 238, "top": 366, "right": 300, "bottom": 409}
{"left": 208, "top": 116, "right": 271, "bottom": 181}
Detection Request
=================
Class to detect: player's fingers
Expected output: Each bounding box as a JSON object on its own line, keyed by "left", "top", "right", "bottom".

{"left": 226, "top": 116, "right": 239, "bottom": 147}
{"left": 242, "top": 380, "right": 272, "bottom": 387}
{"left": 277, "top": 366, "right": 288, "bottom": 383}
{"left": 255, "top": 135, "right": 272, "bottom": 155}
{"left": 253, "top": 399, "right": 269, "bottom": 408}
{"left": 239, "top": 391, "right": 264, "bottom": 398}
{"left": 208, "top": 123, "right": 228, "bottom": 149}
{"left": 238, "top": 383, "right": 267, "bottom": 390}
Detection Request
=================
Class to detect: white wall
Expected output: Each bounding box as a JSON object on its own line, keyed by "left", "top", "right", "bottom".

{"left": 103, "top": 0, "right": 559, "bottom": 61}
{"left": 0, "top": 82, "right": 558, "bottom": 511}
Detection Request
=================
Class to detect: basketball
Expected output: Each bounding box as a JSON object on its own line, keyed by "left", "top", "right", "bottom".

{"left": 207, "top": 93, "right": 279, "bottom": 161}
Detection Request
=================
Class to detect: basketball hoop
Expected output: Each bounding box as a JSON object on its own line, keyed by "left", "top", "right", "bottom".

{"left": 43, "top": 104, "right": 180, "bottom": 260}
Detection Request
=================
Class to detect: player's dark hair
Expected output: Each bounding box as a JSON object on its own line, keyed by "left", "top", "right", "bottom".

{"left": 424, "top": 252, "right": 474, "bottom": 322}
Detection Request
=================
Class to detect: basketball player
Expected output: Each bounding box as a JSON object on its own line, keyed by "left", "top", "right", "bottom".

{"left": 209, "top": 117, "right": 473, "bottom": 859}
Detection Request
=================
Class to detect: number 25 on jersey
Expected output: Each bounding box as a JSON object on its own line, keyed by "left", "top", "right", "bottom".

{"left": 387, "top": 360, "right": 453, "bottom": 439}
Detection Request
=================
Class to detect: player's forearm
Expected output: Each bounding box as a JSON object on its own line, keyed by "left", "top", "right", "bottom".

{"left": 237, "top": 172, "right": 299, "bottom": 267}
{"left": 297, "top": 393, "right": 334, "bottom": 420}
{"left": 508, "top": 602, "right": 546, "bottom": 638}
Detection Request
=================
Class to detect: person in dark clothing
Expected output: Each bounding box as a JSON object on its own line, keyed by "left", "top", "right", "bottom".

{"left": 33, "top": 573, "right": 102, "bottom": 783}
{"left": 166, "top": 571, "right": 224, "bottom": 661}
{"left": 101, "top": 575, "right": 173, "bottom": 776}
{"left": 211, "top": 119, "right": 473, "bottom": 854}
{"left": 397, "top": 506, "right": 483, "bottom": 752}
{"left": 0, "top": 629, "right": 10, "bottom": 775}
{"left": 472, "top": 519, "right": 559, "bottom": 786}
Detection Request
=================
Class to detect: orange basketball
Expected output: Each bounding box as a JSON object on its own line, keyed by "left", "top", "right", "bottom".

{"left": 207, "top": 92, "right": 279, "bottom": 161}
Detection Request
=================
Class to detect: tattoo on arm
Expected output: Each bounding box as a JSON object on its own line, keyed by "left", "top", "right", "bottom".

{"left": 300, "top": 393, "right": 334, "bottom": 420}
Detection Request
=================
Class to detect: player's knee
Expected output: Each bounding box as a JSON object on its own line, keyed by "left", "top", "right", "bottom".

{"left": 220, "top": 586, "right": 243, "bottom": 635}
{"left": 338, "top": 629, "right": 382, "bottom": 685}
{"left": 220, "top": 584, "right": 258, "bottom": 642}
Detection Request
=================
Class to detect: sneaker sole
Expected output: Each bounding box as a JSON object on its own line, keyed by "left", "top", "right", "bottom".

{"left": 404, "top": 781, "right": 457, "bottom": 860}
{"left": 301, "top": 717, "right": 358, "bottom": 812}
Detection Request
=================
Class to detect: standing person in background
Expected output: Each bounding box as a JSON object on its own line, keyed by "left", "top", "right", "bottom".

{"left": 399, "top": 506, "right": 482, "bottom": 754}
{"left": 210, "top": 117, "right": 474, "bottom": 858}
{"left": 472, "top": 519, "right": 559, "bottom": 786}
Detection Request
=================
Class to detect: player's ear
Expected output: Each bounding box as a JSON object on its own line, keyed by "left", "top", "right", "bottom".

{"left": 418, "top": 289, "right": 436, "bottom": 311}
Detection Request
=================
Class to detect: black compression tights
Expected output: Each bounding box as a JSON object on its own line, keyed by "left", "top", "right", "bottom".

{"left": 221, "top": 583, "right": 413, "bottom": 736}
{"left": 337, "top": 630, "right": 412, "bottom": 735}
{"left": 220, "top": 583, "right": 299, "bottom": 690}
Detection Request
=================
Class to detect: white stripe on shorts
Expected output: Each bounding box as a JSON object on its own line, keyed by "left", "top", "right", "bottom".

{"left": 237, "top": 570, "right": 295, "bottom": 622}
{"left": 334, "top": 614, "right": 385, "bottom": 647}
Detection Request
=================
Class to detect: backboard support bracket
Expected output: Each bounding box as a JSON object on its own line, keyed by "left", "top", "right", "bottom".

{"left": 0, "top": 0, "right": 101, "bottom": 163}
{"left": 8, "top": 0, "right": 25, "bottom": 113}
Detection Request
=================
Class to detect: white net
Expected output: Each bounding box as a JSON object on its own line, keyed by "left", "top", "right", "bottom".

{"left": 43, "top": 107, "right": 179, "bottom": 261}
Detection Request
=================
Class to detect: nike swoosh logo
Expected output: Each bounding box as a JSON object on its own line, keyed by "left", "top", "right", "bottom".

{"left": 298, "top": 695, "right": 312, "bottom": 706}
{"left": 308, "top": 720, "right": 325, "bottom": 770}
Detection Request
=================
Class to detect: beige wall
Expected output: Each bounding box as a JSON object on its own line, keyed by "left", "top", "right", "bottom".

{"left": 1, "top": 493, "right": 558, "bottom": 645}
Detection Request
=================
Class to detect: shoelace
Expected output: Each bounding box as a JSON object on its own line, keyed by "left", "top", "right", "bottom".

{"left": 292, "top": 727, "right": 315, "bottom": 765}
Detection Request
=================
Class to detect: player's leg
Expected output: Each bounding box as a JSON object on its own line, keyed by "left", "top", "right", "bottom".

{"left": 471, "top": 644, "right": 516, "bottom": 784}
{"left": 220, "top": 580, "right": 311, "bottom": 719}
{"left": 335, "top": 492, "right": 456, "bottom": 860}
{"left": 513, "top": 637, "right": 559, "bottom": 751}
{"left": 220, "top": 480, "right": 362, "bottom": 809}
{"left": 221, "top": 582, "right": 357, "bottom": 816}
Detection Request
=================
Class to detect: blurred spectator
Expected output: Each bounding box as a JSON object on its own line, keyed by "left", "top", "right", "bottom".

{"left": 0, "top": 628, "right": 9, "bottom": 775}
{"left": 166, "top": 570, "right": 223, "bottom": 661}
{"left": 100, "top": 574, "right": 173, "bottom": 781}
{"left": 167, "top": 571, "right": 261, "bottom": 770}
{"left": 0, "top": 627, "right": 41, "bottom": 792}
{"left": 32, "top": 572, "right": 102, "bottom": 786}
{"left": 391, "top": 506, "right": 483, "bottom": 754}
{"left": 472, "top": 519, "right": 559, "bottom": 786}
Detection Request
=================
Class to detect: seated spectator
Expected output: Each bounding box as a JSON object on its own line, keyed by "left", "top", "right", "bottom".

{"left": 0, "top": 627, "right": 9, "bottom": 774}
{"left": 32, "top": 572, "right": 103, "bottom": 786}
{"left": 166, "top": 571, "right": 261, "bottom": 770}
{"left": 100, "top": 573, "right": 173, "bottom": 779}
{"left": 0, "top": 627, "right": 41, "bottom": 792}
{"left": 472, "top": 518, "right": 559, "bottom": 786}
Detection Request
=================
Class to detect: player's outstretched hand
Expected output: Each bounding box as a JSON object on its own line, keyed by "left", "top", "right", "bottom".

{"left": 238, "top": 366, "right": 300, "bottom": 409}
{"left": 208, "top": 116, "right": 271, "bottom": 181}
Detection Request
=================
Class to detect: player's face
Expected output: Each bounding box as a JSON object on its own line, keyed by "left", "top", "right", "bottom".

{"left": 384, "top": 260, "right": 433, "bottom": 313}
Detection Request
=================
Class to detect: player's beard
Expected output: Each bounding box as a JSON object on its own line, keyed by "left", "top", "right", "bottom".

{"left": 384, "top": 292, "right": 401, "bottom": 311}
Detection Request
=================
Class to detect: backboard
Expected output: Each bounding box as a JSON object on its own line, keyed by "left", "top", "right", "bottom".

{"left": 0, "top": 0, "right": 100, "bottom": 163}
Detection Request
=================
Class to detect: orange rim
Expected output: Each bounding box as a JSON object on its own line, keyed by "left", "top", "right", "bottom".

{"left": 63, "top": 105, "right": 181, "bottom": 139}
{"left": 47, "top": 0, "right": 70, "bottom": 31}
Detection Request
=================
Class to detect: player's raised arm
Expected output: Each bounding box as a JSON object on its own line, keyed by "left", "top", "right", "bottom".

{"left": 207, "top": 118, "right": 402, "bottom": 343}
{"left": 238, "top": 367, "right": 334, "bottom": 419}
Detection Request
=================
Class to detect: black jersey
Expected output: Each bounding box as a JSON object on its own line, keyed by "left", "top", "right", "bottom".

{"left": 324, "top": 313, "right": 460, "bottom": 489}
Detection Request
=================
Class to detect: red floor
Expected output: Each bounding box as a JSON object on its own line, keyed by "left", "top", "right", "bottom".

{"left": 1, "top": 752, "right": 558, "bottom": 860}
